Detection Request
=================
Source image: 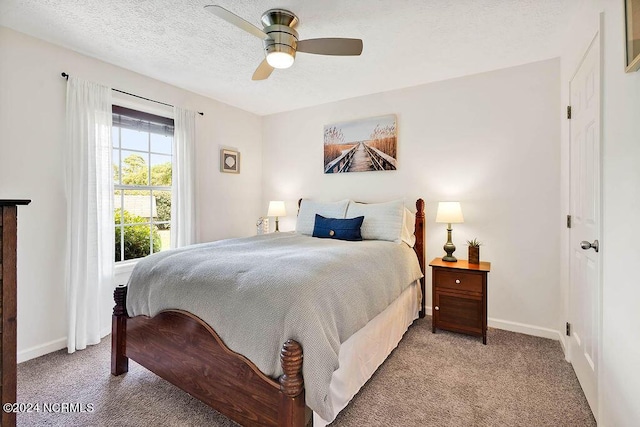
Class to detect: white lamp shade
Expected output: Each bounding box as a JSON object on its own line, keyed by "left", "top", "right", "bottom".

{"left": 266, "top": 52, "right": 294, "bottom": 69}
{"left": 267, "top": 201, "right": 287, "bottom": 217}
{"left": 435, "top": 202, "right": 464, "bottom": 223}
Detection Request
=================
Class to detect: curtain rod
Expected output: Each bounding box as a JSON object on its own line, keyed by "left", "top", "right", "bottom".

{"left": 61, "top": 72, "right": 204, "bottom": 116}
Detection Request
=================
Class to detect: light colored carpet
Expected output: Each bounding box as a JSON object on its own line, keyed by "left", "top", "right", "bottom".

{"left": 17, "top": 317, "right": 595, "bottom": 426}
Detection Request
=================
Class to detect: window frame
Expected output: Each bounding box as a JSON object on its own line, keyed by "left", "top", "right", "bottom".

{"left": 112, "top": 105, "right": 175, "bottom": 264}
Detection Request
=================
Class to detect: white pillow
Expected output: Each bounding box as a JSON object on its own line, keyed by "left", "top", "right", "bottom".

{"left": 296, "top": 199, "right": 349, "bottom": 235}
{"left": 402, "top": 208, "right": 417, "bottom": 247}
{"left": 346, "top": 200, "right": 405, "bottom": 243}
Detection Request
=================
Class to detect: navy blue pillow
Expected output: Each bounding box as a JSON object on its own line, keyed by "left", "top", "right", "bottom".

{"left": 312, "top": 214, "right": 364, "bottom": 241}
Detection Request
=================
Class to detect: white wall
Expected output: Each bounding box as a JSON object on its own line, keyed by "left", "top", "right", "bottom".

{"left": 2, "top": 5, "right": 636, "bottom": 423}
{"left": 0, "top": 27, "right": 263, "bottom": 362}
{"left": 262, "top": 59, "right": 561, "bottom": 338}
{"left": 561, "top": 2, "right": 640, "bottom": 426}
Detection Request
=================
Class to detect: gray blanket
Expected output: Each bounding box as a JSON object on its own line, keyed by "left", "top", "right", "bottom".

{"left": 126, "top": 232, "right": 423, "bottom": 420}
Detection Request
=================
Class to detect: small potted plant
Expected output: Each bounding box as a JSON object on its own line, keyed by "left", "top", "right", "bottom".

{"left": 467, "top": 238, "right": 482, "bottom": 264}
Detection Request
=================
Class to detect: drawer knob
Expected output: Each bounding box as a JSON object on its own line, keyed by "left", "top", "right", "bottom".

{"left": 455, "top": 279, "right": 461, "bottom": 284}
{"left": 434, "top": 306, "right": 439, "bottom": 311}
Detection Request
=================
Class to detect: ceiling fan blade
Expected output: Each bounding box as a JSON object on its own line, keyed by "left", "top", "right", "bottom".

{"left": 296, "top": 38, "right": 363, "bottom": 56}
{"left": 252, "top": 59, "right": 274, "bottom": 81}
{"left": 204, "top": 5, "right": 269, "bottom": 39}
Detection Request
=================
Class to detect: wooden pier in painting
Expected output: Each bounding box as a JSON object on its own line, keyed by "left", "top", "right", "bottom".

{"left": 324, "top": 142, "right": 397, "bottom": 173}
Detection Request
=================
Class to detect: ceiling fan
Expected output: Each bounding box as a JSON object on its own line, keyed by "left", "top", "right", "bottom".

{"left": 204, "top": 5, "right": 364, "bottom": 80}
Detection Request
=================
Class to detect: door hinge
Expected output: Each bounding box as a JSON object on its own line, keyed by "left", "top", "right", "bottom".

{"left": 566, "top": 322, "right": 571, "bottom": 336}
{"left": 567, "top": 105, "right": 572, "bottom": 119}
{"left": 567, "top": 215, "right": 572, "bottom": 228}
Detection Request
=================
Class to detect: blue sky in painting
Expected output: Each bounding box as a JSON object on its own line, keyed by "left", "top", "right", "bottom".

{"left": 325, "top": 114, "right": 396, "bottom": 143}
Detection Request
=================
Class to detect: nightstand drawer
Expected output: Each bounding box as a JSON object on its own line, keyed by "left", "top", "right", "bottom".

{"left": 434, "top": 269, "right": 483, "bottom": 293}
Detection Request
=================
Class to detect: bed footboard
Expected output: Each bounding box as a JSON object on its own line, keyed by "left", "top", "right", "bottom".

{"left": 111, "top": 286, "right": 306, "bottom": 427}
{"left": 111, "top": 286, "right": 128, "bottom": 375}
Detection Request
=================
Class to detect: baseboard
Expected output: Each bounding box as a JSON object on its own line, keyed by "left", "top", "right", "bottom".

{"left": 426, "top": 306, "right": 562, "bottom": 341}
{"left": 17, "top": 328, "right": 111, "bottom": 364}
{"left": 17, "top": 337, "right": 66, "bottom": 363}
{"left": 558, "top": 334, "right": 569, "bottom": 361}
{"left": 558, "top": 334, "right": 568, "bottom": 352}
{"left": 488, "top": 317, "right": 561, "bottom": 341}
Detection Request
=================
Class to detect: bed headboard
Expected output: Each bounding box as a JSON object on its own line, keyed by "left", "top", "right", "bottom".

{"left": 413, "top": 199, "right": 425, "bottom": 270}
{"left": 414, "top": 199, "right": 426, "bottom": 317}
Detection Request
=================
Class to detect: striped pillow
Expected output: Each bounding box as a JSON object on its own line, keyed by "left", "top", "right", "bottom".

{"left": 346, "top": 200, "right": 405, "bottom": 243}
{"left": 296, "top": 199, "right": 350, "bottom": 236}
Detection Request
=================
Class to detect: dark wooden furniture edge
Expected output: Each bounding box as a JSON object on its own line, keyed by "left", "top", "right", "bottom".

{"left": 0, "top": 200, "right": 31, "bottom": 206}
{"left": 1, "top": 200, "right": 30, "bottom": 427}
{"left": 111, "top": 286, "right": 305, "bottom": 426}
{"left": 428, "top": 257, "right": 491, "bottom": 272}
{"left": 414, "top": 199, "right": 426, "bottom": 318}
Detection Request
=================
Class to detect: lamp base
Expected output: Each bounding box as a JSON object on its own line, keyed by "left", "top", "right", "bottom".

{"left": 442, "top": 225, "right": 457, "bottom": 262}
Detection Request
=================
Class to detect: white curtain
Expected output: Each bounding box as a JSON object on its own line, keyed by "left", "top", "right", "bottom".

{"left": 171, "top": 107, "right": 196, "bottom": 247}
{"left": 65, "top": 77, "right": 113, "bottom": 353}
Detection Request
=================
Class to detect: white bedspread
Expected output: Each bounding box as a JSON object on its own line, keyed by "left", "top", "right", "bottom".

{"left": 126, "top": 232, "right": 423, "bottom": 420}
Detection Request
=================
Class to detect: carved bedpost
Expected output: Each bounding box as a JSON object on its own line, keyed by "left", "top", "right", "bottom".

{"left": 111, "top": 285, "right": 129, "bottom": 376}
{"left": 414, "top": 199, "right": 426, "bottom": 318}
{"left": 278, "top": 340, "right": 305, "bottom": 426}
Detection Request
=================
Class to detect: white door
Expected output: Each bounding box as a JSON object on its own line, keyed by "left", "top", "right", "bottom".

{"left": 569, "top": 30, "right": 601, "bottom": 419}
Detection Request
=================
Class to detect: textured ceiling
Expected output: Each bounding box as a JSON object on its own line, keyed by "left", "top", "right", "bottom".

{"left": 0, "top": 0, "right": 565, "bottom": 116}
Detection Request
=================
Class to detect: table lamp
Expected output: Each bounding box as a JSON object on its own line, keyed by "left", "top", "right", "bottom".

{"left": 435, "top": 201, "right": 464, "bottom": 262}
{"left": 267, "top": 201, "right": 286, "bottom": 232}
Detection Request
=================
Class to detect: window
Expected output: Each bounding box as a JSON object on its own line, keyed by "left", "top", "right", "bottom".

{"left": 112, "top": 105, "right": 174, "bottom": 262}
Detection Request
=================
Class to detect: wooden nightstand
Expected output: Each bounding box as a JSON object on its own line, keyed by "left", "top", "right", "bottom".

{"left": 429, "top": 258, "right": 491, "bottom": 344}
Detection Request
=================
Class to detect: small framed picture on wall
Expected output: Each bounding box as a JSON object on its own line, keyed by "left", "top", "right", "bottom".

{"left": 220, "top": 149, "right": 240, "bottom": 174}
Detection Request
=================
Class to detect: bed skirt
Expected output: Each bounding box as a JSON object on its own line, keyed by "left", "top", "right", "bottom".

{"left": 314, "top": 280, "right": 421, "bottom": 425}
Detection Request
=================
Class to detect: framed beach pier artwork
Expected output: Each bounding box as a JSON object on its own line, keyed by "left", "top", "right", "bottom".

{"left": 323, "top": 114, "right": 397, "bottom": 174}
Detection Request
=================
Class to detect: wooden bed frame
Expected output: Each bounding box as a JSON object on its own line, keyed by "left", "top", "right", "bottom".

{"left": 111, "top": 199, "right": 425, "bottom": 427}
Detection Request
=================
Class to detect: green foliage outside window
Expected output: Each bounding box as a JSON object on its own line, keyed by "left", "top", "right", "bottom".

{"left": 114, "top": 209, "right": 162, "bottom": 261}
{"left": 114, "top": 153, "right": 171, "bottom": 261}
{"left": 113, "top": 154, "right": 172, "bottom": 187}
{"left": 121, "top": 154, "right": 148, "bottom": 185}
{"left": 154, "top": 191, "right": 171, "bottom": 230}
{"left": 151, "top": 162, "right": 172, "bottom": 187}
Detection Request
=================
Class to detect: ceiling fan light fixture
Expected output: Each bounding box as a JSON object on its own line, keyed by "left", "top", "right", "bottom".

{"left": 205, "top": 6, "right": 364, "bottom": 80}
{"left": 266, "top": 51, "right": 295, "bottom": 69}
